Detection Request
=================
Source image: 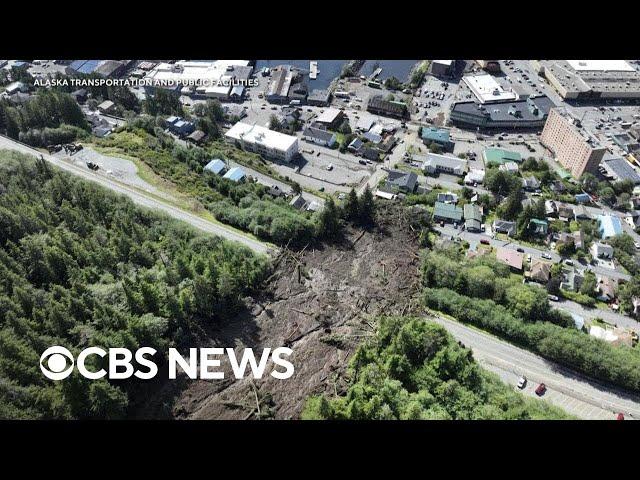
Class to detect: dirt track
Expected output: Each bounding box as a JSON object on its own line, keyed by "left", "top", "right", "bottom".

{"left": 140, "top": 203, "right": 423, "bottom": 419}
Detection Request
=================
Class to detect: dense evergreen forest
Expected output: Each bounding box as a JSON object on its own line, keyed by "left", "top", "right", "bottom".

{"left": 0, "top": 89, "right": 90, "bottom": 147}
{"left": 303, "top": 317, "right": 572, "bottom": 419}
{"left": 0, "top": 151, "right": 269, "bottom": 419}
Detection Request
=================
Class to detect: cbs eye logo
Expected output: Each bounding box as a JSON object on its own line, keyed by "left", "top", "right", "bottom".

{"left": 40, "top": 346, "right": 75, "bottom": 380}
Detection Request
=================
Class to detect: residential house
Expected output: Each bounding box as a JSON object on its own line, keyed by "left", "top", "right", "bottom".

{"left": 362, "top": 147, "right": 380, "bottom": 162}
{"left": 437, "top": 192, "right": 458, "bottom": 204}
{"left": 464, "top": 169, "right": 485, "bottom": 185}
{"left": 496, "top": 247, "right": 524, "bottom": 271}
{"left": 302, "top": 126, "right": 336, "bottom": 148}
{"left": 625, "top": 211, "right": 640, "bottom": 230}
{"left": 421, "top": 152, "right": 468, "bottom": 176}
{"left": 575, "top": 193, "right": 591, "bottom": 203}
{"left": 420, "top": 127, "right": 455, "bottom": 152}
{"left": 433, "top": 201, "right": 463, "bottom": 224}
{"left": 551, "top": 181, "right": 566, "bottom": 193}
{"left": 290, "top": 194, "right": 307, "bottom": 210}
{"left": 557, "top": 204, "right": 574, "bottom": 222}
{"left": 187, "top": 130, "right": 207, "bottom": 145}
{"left": 385, "top": 169, "right": 418, "bottom": 193}
{"left": 97, "top": 100, "right": 116, "bottom": 115}
{"left": 499, "top": 161, "right": 519, "bottom": 173}
{"left": 463, "top": 203, "right": 483, "bottom": 232}
{"left": 596, "top": 275, "right": 618, "bottom": 302}
{"left": 348, "top": 138, "right": 364, "bottom": 153}
{"left": 591, "top": 242, "right": 614, "bottom": 259}
{"left": 573, "top": 204, "right": 591, "bottom": 221}
{"left": 522, "top": 176, "right": 541, "bottom": 191}
{"left": 597, "top": 215, "right": 623, "bottom": 239}
{"left": 528, "top": 218, "right": 548, "bottom": 235}
{"left": 528, "top": 259, "right": 552, "bottom": 284}
{"left": 545, "top": 200, "right": 558, "bottom": 217}
{"left": 493, "top": 219, "right": 517, "bottom": 237}
{"left": 560, "top": 267, "right": 584, "bottom": 292}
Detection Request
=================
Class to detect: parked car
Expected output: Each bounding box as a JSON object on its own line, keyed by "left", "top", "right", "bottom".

{"left": 517, "top": 376, "right": 527, "bottom": 389}
{"left": 326, "top": 163, "right": 333, "bottom": 171}
{"left": 535, "top": 383, "right": 547, "bottom": 396}
{"left": 516, "top": 247, "right": 525, "bottom": 253}
{"left": 617, "top": 413, "right": 625, "bottom": 420}
{"left": 548, "top": 295, "right": 559, "bottom": 302}
{"left": 542, "top": 253, "right": 552, "bottom": 260}
{"left": 480, "top": 238, "right": 490, "bottom": 245}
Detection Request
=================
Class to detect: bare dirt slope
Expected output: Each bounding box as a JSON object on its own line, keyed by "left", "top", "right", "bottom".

{"left": 142, "top": 203, "right": 423, "bottom": 419}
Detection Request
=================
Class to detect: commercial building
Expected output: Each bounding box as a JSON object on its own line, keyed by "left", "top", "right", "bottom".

{"left": 449, "top": 95, "right": 554, "bottom": 130}
{"left": 601, "top": 155, "right": 640, "bottom": 184}
{"left": 462, "top": 74, "right": 518, "bottom": 104}
{"left": 611, "top": 132, "right": 640, "bottom": 154}
{"left": 307, "top": 89, "right": 331, "bottom": 107}
{"left": 225, "top": 122, "right": 299, "bottom": 162}
{"left": 266, "top": 65, "right": 296, "bottom": 104}
{"left": 420, "top": 127, "right": 455, "bottom": 152}
{"left": 463, "top": 203, "right": 482, "bottom": 232}
{"left": 540, "top": 60, "right": 640, "bottom": 101}
{"left": 367, "top": 95, "right": 408, "bottom": 119}
{"left": 597, "top": 215, "right": 623, "bottom": 238}
{"left": 431, "top": 60, "right": 454, "bottom": 77}
{"left": 421, "top": 152, "right": 468, "bottom": 176}
{"left": 540, "top": 108, "right": 606, "bottom": 178}
{"left": 483, "top": 147, "right": 522, "bottom": 165}
{"left": 313, "top": 108, "right": 346, "bottom": 130}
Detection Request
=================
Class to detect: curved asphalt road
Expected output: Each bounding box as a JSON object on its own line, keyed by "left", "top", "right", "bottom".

{"left": 431, "top": 315, "right": 640, "bottom": 420}
{"left": 0, "top": 135, "right": 273, "bottom": 256}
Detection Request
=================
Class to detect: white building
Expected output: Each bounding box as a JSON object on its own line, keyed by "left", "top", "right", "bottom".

{"left": 462, "top": 74, "right": 518, "bottom": 104}
{"left": 144, "top": 60, "right": 251, "bottom": 99}
{"left": 421, "top": 152, "right": 468, "bottom": 176}
{"left": 464, "top": 169, "right": 485, "bottom": 185}
{"left": 225, "top": 122, "right": 299, "bottom": 162}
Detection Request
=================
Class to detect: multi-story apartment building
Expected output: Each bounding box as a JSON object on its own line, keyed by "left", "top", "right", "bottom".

{"left": 540, "top": 108, "right": 606, "bottom": 178}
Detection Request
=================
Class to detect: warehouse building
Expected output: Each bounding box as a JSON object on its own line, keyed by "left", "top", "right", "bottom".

{"left": 540, "top": 108, "right": 606, "bottom": 178}
{"left": 367, "top": 95, "right": 409, "bottom": 119}
{"left": 540, "top": 60, "right": 640, "bottom": 101}
{"left": 449, "top": 95, "right": 554, "bottom": 130}
{"left": 144, "top": 60, "right": 252, "bottom": 99}
{"left": 313, "top": 108, "right": 346, "bottom": 130}
{"left": 225, "top": 122, "right": 299, "bottom": 162}
{"left": 266, "top": 65, "right": 296, "bottom": 104}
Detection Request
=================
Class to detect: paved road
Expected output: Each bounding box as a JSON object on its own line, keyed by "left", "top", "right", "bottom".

{"left": 0, "top": 135, "right": 273, "bottom": 256}
{"left": 430, "top": 315, "right": 640, "bottom": 420}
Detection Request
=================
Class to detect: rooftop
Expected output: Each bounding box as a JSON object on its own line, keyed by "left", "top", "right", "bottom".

{"left": 433, "top": 201, "right": 463, "bottom": 221}
{"left": 462, "top": 74, "right": 518, "bottom": 104}
{"left": 496, "top": 247, "right": 524, "bottom": 270}
{"left": 225, "top": 122, "right": 298, "bottom": 152}
{"left": 483, "top": 147, "right": 522, "bottom": 164}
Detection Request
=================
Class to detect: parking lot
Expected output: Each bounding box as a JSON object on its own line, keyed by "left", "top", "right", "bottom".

{"left": 412, "top": 74, "right": 461, "bottom": 126}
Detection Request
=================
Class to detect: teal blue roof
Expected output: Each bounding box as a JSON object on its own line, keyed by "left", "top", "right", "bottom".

{"left": 421, "top": 127, "right": 451, "bottom": 144}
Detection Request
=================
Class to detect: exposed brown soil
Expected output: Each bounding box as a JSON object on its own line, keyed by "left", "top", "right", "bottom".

{"left": 141, "top": 203, "right": 423, "bottom": 420}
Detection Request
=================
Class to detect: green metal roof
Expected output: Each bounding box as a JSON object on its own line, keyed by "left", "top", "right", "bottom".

{"left": 433, "top": 201, "right": 463, "bottom": 221}
{"left": 483, "top": 147, "right": 522, "bottom": 164}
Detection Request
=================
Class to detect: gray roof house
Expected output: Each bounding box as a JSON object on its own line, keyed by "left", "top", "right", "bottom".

{"left": 385, "top": 169, "right": 418, "bottom": 193}
{"left": 463, "top": 203, "right": 483, "bottom": 232}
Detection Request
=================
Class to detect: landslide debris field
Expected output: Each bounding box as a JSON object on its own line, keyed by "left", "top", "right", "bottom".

{"left": 141, "top": 204, "right": 423, "bottom": 419}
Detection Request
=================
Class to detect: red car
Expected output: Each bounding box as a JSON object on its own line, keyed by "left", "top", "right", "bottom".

{"left": 480, "top": 239, "right": 490, "bottom": 245}
{"left": 535, "top": 383, "right": 547, "bottom": 396}
{"left": 616, "top": 413, "right": 625, "bottom": 421}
